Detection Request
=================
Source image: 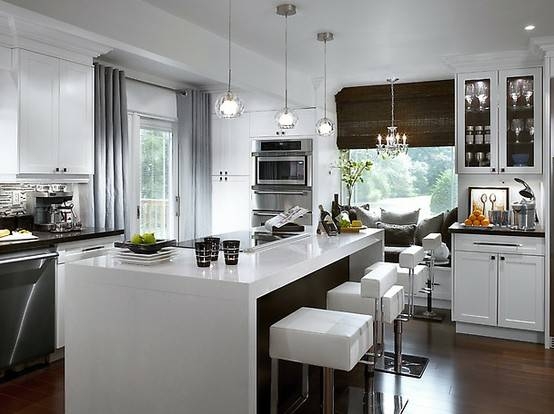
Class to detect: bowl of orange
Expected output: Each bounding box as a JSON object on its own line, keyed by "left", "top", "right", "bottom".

{"left": 463, "top": 209, "right": 491, "bottom": 227}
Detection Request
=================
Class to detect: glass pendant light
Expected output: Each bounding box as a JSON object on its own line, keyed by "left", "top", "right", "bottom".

{"left": 315, "top": 32, "right": 335, "bottom": 136}
{"left": 215, "top": 0, "right": 245, "bottom": 119}
{"left": 275, "top": 4, "right": 298, "bottom": 129}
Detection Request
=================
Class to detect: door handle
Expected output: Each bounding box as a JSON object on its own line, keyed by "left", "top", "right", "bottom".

{"left": 252, "top": 212, "right": 280, "bottom": 217}
{"left": 0, "top": 252, "right": 58, "bottom": 266}
{"left": 473, "top": 242, "right": 522, "bottom": 247}
{"left": 254, "top": 190, "right": 307, "bottom": 195}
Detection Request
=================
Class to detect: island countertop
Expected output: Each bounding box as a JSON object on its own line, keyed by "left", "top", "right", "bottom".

{"left": 64, "top": 228, "right": 384, "bottom": 414}
{"left": 69, "top": 228, "right": 384, "bottom": 299}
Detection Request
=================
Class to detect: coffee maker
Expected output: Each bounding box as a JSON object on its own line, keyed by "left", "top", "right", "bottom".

{"left": 511, "top": 178, "right": 537, "bottom": 231}
{"left": 26, "top": 185, "right": 82, "bottom": 233}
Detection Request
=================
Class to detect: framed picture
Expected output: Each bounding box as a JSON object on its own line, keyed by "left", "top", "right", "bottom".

{"left": 468, "top": 187, "right": 509, "bottom": 217}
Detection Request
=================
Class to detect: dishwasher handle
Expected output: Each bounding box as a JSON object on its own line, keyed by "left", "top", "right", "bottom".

{"left": 0, "top": 252, "right": 58, "bottom": 266}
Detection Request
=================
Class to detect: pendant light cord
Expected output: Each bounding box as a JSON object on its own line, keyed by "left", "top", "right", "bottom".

{"left": 323, "top": 38, "right": 327, "bottom": 116}
{"left": 284, "top": 14, "right": 288, "bottom": 110}
{"left": 227, "top": 0, "right": 232, "bottom": 93}
{"left": 390, "top": 79, "right": 395, "bottom": 128}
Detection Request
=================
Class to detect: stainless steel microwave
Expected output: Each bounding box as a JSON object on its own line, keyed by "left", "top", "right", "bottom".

{"left": 253, "top": 139, "right": 312, "bottom": 187}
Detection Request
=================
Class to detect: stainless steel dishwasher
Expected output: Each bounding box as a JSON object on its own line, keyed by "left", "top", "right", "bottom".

{"left": 0, "top": 248, "right": 58, "bottom": 371}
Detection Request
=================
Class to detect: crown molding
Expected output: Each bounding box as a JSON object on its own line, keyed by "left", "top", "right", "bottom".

{"left": 0, "top": 6, "right": 111, "bottom": 65}
{"left": 443, "top": 50, "right": 542, "bottom": 73}
{"left": 530, "top": 36, "right": 554, "bottom": 58}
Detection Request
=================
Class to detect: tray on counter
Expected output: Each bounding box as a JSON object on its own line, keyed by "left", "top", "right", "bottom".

{"left": 114, "top": 239, "right": 176, "bottom": 254}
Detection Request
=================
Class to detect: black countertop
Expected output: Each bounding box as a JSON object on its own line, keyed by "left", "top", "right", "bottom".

{"left": 448, "top": 222, "right": 545, "bottom": 238}
{"left": 0, "top": 228, "right": 124, "bottom": 254}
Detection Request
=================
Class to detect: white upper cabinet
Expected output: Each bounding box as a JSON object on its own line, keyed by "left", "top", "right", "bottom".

{"left": 456, "top": 67, "right": 542, "bottom": 175}
{"left": 211, "top": 175, "right": 250, "bottom": 234}
{"left": 211, "top": 114, "right": 251, "bottom": 176}
{"left": 498, "top": 68, "right": 542, "bottom": 174}
{"left": 250, "top": 108, "right": 316, "bottom": 138}
{"left": 59, "top": 60, "right": 94, "bottom": 174}
{"left": 0, "top": 49, "right": 94, "bottom": 178}
{"left": 19, "top": 50, "right": 60, "bottom": 174}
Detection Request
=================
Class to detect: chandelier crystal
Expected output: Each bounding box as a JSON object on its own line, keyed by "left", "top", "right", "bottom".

{"left": 275, "top": 4, "right": 298, "bottom": 130}
{"left": 376, "top": 77, "right": 408, "bottom": 158}
{"left": 215, "top": 0, "right": 245, "bottom": 119}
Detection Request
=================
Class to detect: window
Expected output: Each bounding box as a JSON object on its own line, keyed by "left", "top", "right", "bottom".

{"left": 128, "top": 114, "right": 178, "bottom": 240}
{"left": 348, "top": 147, "right": 457, "bottom": 218}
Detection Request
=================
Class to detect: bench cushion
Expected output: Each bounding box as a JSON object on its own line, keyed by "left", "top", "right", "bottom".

{"left": 269, "top": 307, "right": 373, "bottom": 372}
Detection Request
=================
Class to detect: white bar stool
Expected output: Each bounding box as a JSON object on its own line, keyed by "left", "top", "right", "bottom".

{"left": 269, "top": 307, "right": 372, "bottom": 414}
{"left": 413, "top": 233, "right": 444, "bottom": 322}
{"left": 398, "top": 245, "right": 426, "bottom": 318}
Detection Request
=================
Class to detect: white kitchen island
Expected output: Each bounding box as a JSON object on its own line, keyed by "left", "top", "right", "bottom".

{"left": 64, "top": 229, "right": 384, "bottom": 414}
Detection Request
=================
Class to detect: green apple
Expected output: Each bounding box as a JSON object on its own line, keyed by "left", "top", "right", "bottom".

{"left": 130, "top": 233, "right": 143, "bottom": 245}
{"left": 142, "top": 233, "right": 156, "bottom": 245}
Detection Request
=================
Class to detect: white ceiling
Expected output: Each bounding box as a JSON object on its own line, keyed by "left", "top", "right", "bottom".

{"left": 143, "top": 0, "right": 554, "bottom": 86}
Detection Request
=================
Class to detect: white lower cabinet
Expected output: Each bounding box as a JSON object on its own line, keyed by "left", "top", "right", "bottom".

{"left": 211, "top": 175, "right": 250, "bottom": 234}
{"left": 55, "top": 263, "right": 67, "bottom": 349}
{"left": 453, "top": 251, "right": 497, "bottom": 326}
{"left": 453, "top": 233, "right": 545, "bottom": 333}
{"left": 497, "top": 254, "right": 544, "bottom": 331}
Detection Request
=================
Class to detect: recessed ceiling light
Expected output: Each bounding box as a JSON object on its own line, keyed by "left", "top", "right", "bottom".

{"left": 525, "top": 25, "right": 536, "bottom": 31}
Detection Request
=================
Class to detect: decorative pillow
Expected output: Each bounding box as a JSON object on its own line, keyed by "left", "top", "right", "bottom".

{"left": 380, "top": 208, "right": 420, "bottom": 225}
{"left": 353, "top": 205, "right": 381, "bottom": 228}
{"left": 441, "top": 207, "right": 458, "bottom": 249}
{"left": 415, "top": 212, "right": 444, "bottom": 246}
{"left": 376, "top": 222, "right": 416, "bottom": 247}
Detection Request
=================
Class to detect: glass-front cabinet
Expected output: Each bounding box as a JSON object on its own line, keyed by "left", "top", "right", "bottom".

{"left": 457, "top": 68, "right": 542, "bottom": 174}
{"left": 499, "top": 68, "right": 542, "bottom": 174}
{"left": 457, "top": 71, "right": 499, "bottom": 174}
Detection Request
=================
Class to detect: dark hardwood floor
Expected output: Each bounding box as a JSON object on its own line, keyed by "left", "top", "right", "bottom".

{"left": 0, "top": 309, "right": 553, "bottom": 413}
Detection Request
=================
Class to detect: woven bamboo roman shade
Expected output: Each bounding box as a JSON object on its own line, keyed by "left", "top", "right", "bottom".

{"left": 335, "top": 79, "right": 455, "bottom": 149}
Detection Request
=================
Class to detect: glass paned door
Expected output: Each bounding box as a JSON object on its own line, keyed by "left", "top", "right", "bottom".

{"left": 464, "top": 79, "right": 492, "bottom": 168}
{"left": 499, "top": 68, "right": 542, "bottom": 174}
{"left": 457, "top": 72, "right": 498, "bottom": 174}
{"left": 127, "top": 115, "right": 178, "bottom": 240}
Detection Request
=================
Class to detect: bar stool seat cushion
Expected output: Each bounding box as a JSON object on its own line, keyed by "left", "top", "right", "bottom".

{"left": 422, "top": 233, "right": 442, "bottom": 250}
{"left": 327, "top": 281, "right": 376, "bottom": 316}
{"left": 361, "top": 262, "right": 397, "bottom": 299}
{"left": 396, "top": 264, "right": 428, "bottom": 293}
{"left": 382, "top": 285, "right": 405, "bottom": 324}
{"left": 269, "top": 307, "right": 373, "bottom": 372}
{"left": 399, "top": 245, "right": 425, "bottom": 269}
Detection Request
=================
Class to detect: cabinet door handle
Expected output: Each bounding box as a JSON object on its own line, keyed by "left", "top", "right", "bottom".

{"left": 219, "top": 177, "right": 222, "bottom": 181}
{"left": 55, "top": 167, "right": 60, "bottom": 172}
{"left": 491, "top": 168, "right": 496, "bottom": 173}
{"left": 500, "top": 256, "right": 505, "bottom": 261}
{"left": 225, "top": 171, "right": 228, "bottom": 175}
{"left": 219, "top": 171, "right": 222, "bottom": 175}
{"left": 491, "top": 255, "right": 496, "bottom": 260}
{"left": 473, "top": 242, "right": 522, "bottom": 247}
{"left": 63, "top": 167, "right": 67, "bottom": 173}
{"left": 224, "top": 177, "right": 228, "bottom": 181}
{"left": 500, "top": 168, "right": 505, "bottom": 173}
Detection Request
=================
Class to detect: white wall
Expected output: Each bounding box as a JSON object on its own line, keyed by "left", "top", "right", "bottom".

{"left": 126, "top": 79, "right": 177, "bottom": 120}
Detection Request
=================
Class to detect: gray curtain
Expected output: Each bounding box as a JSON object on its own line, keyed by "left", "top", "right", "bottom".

{"left": 93, "top": 64, "right": 129, "bottom": 231}
{"left": 177, "top": 90, "right": 212, "bottom": 240}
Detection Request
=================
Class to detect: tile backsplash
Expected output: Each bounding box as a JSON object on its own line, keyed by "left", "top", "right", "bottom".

{"left": 0, "top": 183, "right": 35, "bottom": 214}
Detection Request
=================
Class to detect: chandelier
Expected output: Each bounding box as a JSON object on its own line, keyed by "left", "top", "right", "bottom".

{"left": 376, "top": 77, "right": 408, "bottom": 158}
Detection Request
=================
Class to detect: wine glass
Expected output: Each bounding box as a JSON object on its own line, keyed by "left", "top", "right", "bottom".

{"left": 526, "top": 118, "right": 535, "bottom": 142}
{"left": 522, "top": 79, "right": 533, "bottom": 106}
{"left": 465, "top": 83, "right": 475, "bottom": 110}
{"left": 509, "top": 80, "right": 521, "bottom": 107}
{"left": 475, "top": 81, "right": 488, "bottom": 111}
{"left": 511, "top": 119, "right": 523, "bottom": 143}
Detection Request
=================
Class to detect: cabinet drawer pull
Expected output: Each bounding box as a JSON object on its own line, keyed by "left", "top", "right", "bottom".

{"left": 473, "top": 242, "right": 522, "bottom": 247}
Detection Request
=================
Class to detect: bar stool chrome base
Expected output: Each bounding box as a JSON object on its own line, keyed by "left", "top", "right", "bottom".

{"left": 375, "top": 351, "right": 429, "bottom": 379}
{"left": 337, "top": 387, "right": 408, "bottom": 414}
